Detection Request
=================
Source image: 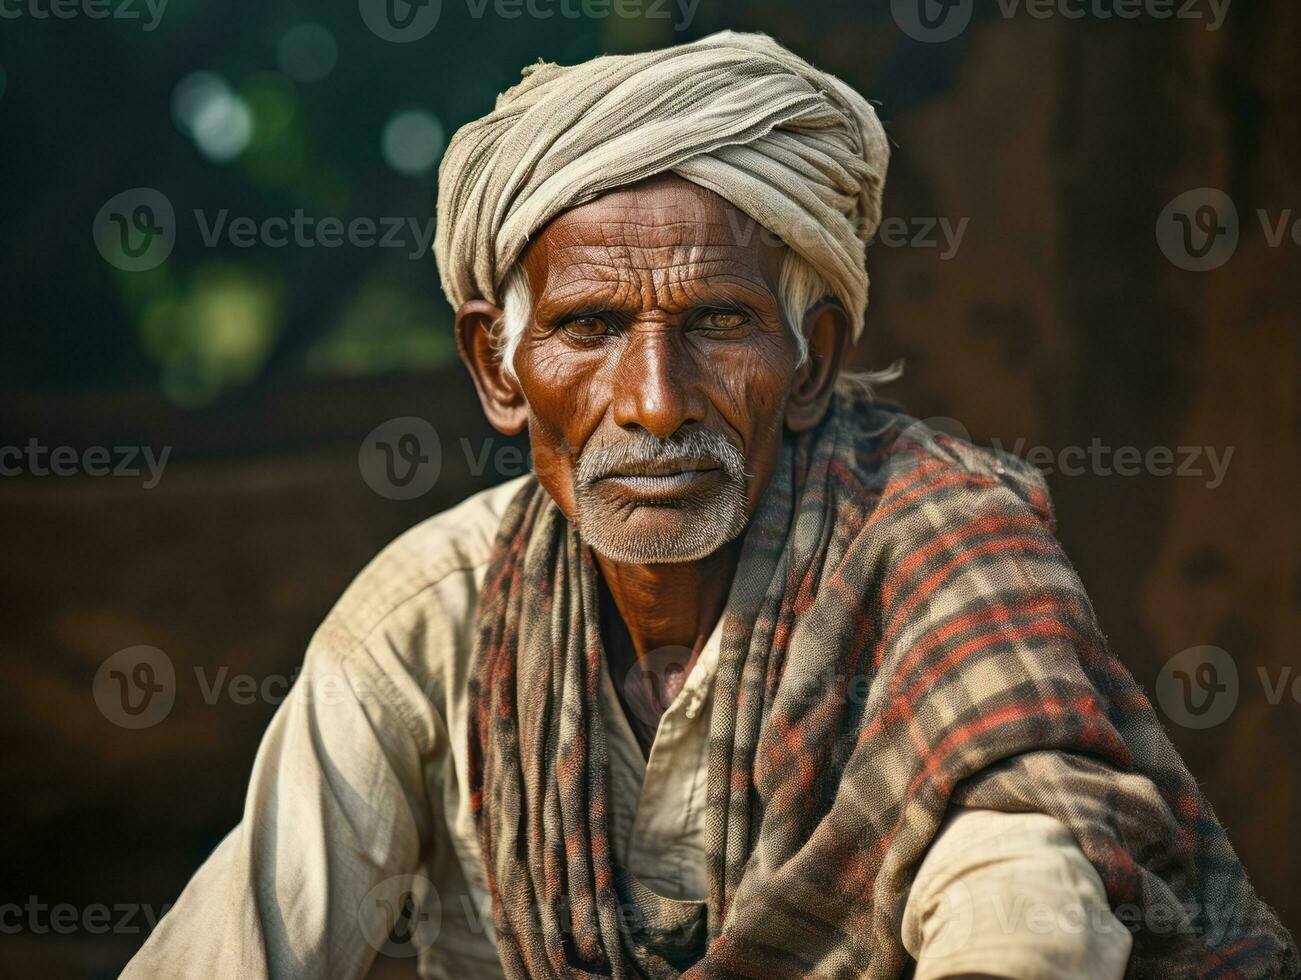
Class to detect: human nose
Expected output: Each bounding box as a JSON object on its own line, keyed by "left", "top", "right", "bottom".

{"left": 610, "top": 331, "right": 706, "bottom": 439}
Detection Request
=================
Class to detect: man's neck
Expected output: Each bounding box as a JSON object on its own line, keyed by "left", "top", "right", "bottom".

{"left": 594, "top": 542, "right": 741, "bottom": 753}
{"left": 594, "top": 543, "right": 740, "bottom": 660}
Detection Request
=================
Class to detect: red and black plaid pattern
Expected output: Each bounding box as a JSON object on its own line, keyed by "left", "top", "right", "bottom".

{"left": 467, "top": 386, "right": 1298, "bottom": 978}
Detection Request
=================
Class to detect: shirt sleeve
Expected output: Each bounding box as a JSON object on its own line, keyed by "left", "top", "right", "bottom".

{"left": 902, "top": 806, "right": 1133, "bottom": 979}
{"left": 121, "top": 631, "right": 442, "bottom": 980}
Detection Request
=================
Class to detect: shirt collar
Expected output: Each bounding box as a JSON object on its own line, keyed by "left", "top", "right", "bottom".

{"left": 673, "top": 614, "right": 725, "bottom": 722}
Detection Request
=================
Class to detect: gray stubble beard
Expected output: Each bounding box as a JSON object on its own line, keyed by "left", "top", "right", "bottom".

{"left": 572, "top": 429, "right": 750, "bottom": 564}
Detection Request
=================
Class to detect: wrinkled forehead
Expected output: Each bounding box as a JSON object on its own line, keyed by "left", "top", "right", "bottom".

{"left": 518, "top": 174, "right": 787, "bottom": 299}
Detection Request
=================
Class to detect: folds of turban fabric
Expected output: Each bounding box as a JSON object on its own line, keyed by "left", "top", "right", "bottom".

{"left": 467, "top": 383, "right": 1300, "bottom": 978}
{"left": 433, "top": 31, "right": 890, "bottom": 340}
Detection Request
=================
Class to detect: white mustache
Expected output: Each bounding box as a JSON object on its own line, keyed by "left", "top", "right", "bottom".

{"left": 575, "top": 430, "right": 747, "bottom": 486}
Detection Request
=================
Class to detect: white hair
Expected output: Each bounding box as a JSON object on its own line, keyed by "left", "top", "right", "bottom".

{"left": 490, "top": 250, "right": 902, "bottom": 390}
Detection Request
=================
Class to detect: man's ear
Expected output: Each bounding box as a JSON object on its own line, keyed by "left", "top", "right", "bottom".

{"left": 785, "top": 300, "right": 851, "bottom": 432}
{"left": 455, "top": 299, "right": 528, "bottom": 436}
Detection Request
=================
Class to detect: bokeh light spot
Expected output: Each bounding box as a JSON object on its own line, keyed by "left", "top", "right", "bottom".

{"left": 171, "top": 71, "right": 227, "bottom": 134}
{"left": 381, "top": 109, "right": 444, "bottom": 176}
{"left": 193, "top": 94, "right": 253, "bottom": 162}
{"left": 172, "top": 71, "right": 254, "bottom": 162}
{"left": 277, "top": 23, "right": 338, "bottom": 83}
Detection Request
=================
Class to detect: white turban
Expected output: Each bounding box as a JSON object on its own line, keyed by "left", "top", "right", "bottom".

{"left": 433, "top": 30, "right": 890, "bottom": 339}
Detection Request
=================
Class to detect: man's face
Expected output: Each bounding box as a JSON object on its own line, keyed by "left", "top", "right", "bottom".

{"left": 511, "top": 174, "right": 801, "bottom": 564}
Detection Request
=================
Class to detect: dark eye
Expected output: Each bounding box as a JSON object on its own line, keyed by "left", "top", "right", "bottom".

{"left": 564, "top": 315, "right": 611, "bottom": 339}
{"left": 699, "top": 309, "right": 749, "bottom": 331}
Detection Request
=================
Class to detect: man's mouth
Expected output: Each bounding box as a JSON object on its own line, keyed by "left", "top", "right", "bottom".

{"left": 594, "top": 458, "right": 723, "bottom": 498}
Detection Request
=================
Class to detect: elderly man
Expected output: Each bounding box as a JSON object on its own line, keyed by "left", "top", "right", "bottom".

{"left": 126, "top": 31, "right": 1295, "bottom": 980}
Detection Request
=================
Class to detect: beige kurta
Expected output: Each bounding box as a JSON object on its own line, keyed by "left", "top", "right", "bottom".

{"left": 123, "top": 476, "right": 1130, "bottom": 979}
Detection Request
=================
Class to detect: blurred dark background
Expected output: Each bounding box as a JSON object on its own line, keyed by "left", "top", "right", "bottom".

{"left": 1, "top": 0, "right": 1298, "bottom": 976}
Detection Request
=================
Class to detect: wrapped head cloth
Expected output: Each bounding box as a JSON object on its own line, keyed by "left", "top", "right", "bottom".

{"left": 434, "top": 31, "right": 890, "bottom": 340}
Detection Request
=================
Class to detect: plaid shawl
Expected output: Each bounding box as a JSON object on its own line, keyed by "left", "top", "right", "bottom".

{"left": 467, "top": 386, "right": 1297, "bottom": 978}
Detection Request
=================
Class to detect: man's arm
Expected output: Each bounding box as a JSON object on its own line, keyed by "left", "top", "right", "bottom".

{"left": 123, "top": 633, "right": 439, "bottom": 979}
{"left": 903, "top": 806, "right": 1132, "bottom": 979}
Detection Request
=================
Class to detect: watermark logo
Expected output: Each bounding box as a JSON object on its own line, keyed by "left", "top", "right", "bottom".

{"left": 1155, "top": 645, "right": 1238, "bottom": 729}
{"left": 916, "top": 415, "right": 973, "bottom": 443}
{"left": 892, "top": 415, "right": 974, "bottom": 482}
{"left": 892, "top": 0, "right": 973, "bottom": 43}
{"left": 93, "top": 645, "right": 176, "bottom": 729}
{"left": 359, "top": 417, "right": 443, "bottom": 500}
{"left": 1156, "top": 188, "right": 1239, "bottom": 272}
{"left": 359, "top": 421, "right": 539, "bottom": 499}
{"left": 898, "top": 871, "right": 974, "bottom": 958}
{"left": 1157, "top": 189, "right": 1300, "bottom": 271}
{"left": 93, "top": 188, "right": 175, "bottom": 272}
{"left": 359, "top": 875, "right": 441, "bottom": 957}
{"left": 92, "top": 190, "right": 437, "bottom": 270}
{"left": 359, "top": 0, "right": 441, "bottom": 41}
{"left": 616, "top": 644, "right": 694, "bottom": 728}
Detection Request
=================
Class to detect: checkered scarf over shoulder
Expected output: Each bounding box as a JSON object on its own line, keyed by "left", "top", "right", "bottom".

{"left": 467, "top": 387, "right": 1297, "bottom": 978}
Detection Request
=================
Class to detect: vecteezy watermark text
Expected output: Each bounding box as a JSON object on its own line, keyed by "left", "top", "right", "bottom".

{"left": 93, "top": 188, "right": 436, "bottom": 272}
{"left": 0, "top": 0, "right": 168, "bottom": 30}
{"left": 0, "top": 897, "right": 173, "bottom": 935}
{"left": 1, "top": 439, "right": 170, "bottom": 488}
{"left": 94, "top": 645, "right": 416, "bottom": 729}
{"left": 994, "top": 0, "right": 1230, "bottom": 30}
{"left": 360, "top": 420, "right": 1234, "bottom": 506}
{"left": 358, "top": 0, "right": 698, "bottom": 44}
{"left": 988, "top": 437, "right": 1233, "bottom": 489}
{"left": 193, "top": 209, "right": 435, "bottom": 260}
{"left": 869, "top": 216, "right": 968, "bottom": 260}
{"left": 912, "top": 418, "right": 1235, "bottom": 490}
{"left": 892, "top": 0, "right": 1231, "bottom": 43}
{"left": 463, "top": 0, "right": 698, "bottom": 29}
{"left": 716, "top": 207, "right": 969, "bottom": 261}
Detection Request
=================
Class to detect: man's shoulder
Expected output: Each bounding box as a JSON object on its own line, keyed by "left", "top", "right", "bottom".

{"left": 319, "top": 475, "right": 531, "bottom": 652}
{"left": 389, "top": 474, "right": 531, "bottom": 582}
{"left": 866, "top": 404, "right": 1057, "bottom": 531}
